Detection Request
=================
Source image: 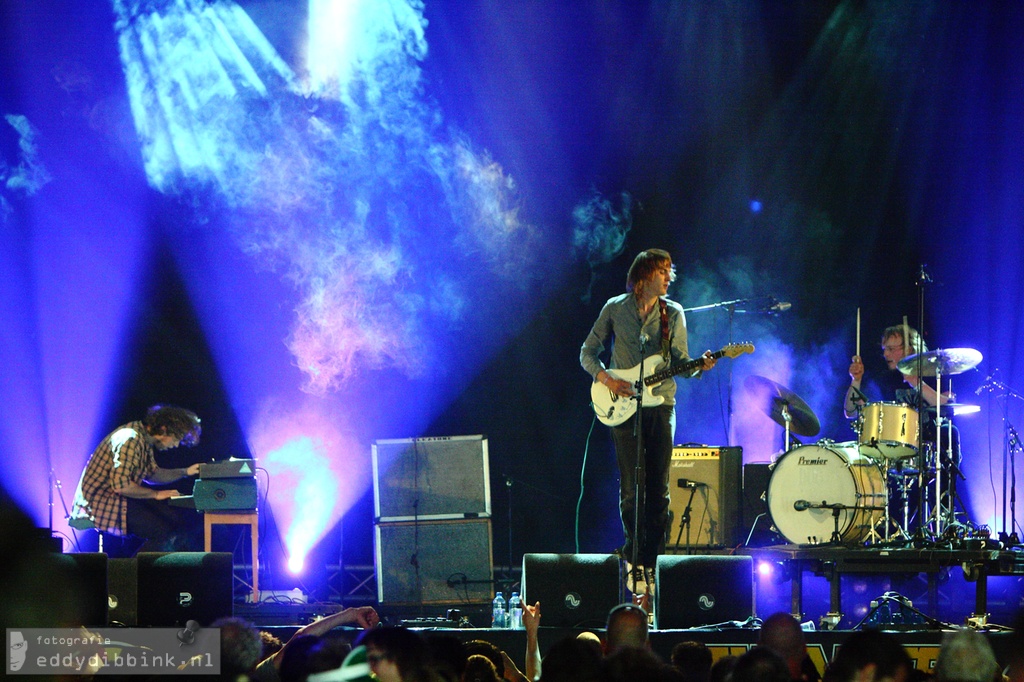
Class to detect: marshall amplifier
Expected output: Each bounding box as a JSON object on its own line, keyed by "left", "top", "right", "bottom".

{"left": 667, "top": 445, "right": 742, "bottom": 548}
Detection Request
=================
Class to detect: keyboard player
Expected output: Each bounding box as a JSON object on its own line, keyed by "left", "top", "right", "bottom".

{"left": 69, "top": 405, "right": 204, "bottom": 557}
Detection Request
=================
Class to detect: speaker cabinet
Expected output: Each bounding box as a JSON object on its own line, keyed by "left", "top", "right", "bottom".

{"left": 654, "top": 555, "right": 753, "bottom": 629}
{"left": 521, "top": 554, "right": 623, "bottom": 628}
{"left": 107, "top": 557, "right": 138, "bottom": 626}
{"left": 51, "top": 553, "right": 108, "bottom": 627}
{"left": 373, "top": 435, "right": 491, "bottom": 520}
{"left": 136, "top": 552, "right": 233, "bottom": 627}
{"left": 375, "top": 518, "right": 493, "bottom": 605}
{"left": 668, "top": 446, "right": 742, "bottom": 548}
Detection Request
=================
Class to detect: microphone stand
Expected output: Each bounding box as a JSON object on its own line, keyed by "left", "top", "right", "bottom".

{"left": 629, "top": 338, "right": 646, "bottom": 595}
{"left": 673, "top": 484, "right": 699, "bottom": 554}
{"left": 685, "top": 296, "right": 781, "bottom": 445}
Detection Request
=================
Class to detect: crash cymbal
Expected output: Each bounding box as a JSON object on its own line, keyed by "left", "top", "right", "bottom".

{"left": 744, "top": 375, "right": 821, "bottom": 437}
{"left": 897, "top": 348, "right": 983, "bottom": 376}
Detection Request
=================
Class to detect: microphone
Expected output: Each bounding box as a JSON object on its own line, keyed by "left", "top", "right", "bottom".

{"left": 793, "top": 500, "right": 812, "bottom": 511}
{"left": 768, "top": 300, "right": 792, "bottom": 314}
{"left": 677, "top": 478, "right": 706, "bottom": 489}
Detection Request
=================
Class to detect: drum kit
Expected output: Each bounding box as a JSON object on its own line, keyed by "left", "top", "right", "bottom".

{"left": 747, "top": 348, "right": 984, "bottom": 547}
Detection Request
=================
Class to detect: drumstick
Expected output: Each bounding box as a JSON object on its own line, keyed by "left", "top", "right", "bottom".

{"left": 856, "top": 308, "right": 860, "bottom": 358}
{"left": 903, "top": 315, "right": 909, "bottom": 355}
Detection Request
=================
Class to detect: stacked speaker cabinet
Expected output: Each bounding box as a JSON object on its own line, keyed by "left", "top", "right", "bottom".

{"left": 667, "top": 445, "right": 742, "bottom": 548}
{"left": 372, "top": 435, "right": 493, "bottom": 606}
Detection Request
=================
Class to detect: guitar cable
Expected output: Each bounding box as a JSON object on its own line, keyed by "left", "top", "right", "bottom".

{"left": 576, "top": 410, "right": 600, "bottom": 554}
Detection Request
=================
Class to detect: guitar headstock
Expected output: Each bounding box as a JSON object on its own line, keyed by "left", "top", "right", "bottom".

{"left": 722, "top": 342, "right": 755, "bottom": 359}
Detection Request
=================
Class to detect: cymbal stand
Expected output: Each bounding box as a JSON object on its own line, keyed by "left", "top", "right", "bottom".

{"left": 932, "top": 364, "right": 945, "bottom": 537}
{"left": 938, "top": 414, "right": 967, "bottom": 534}
{"left": 781, "top": 402, "right": 793, "bottom": 453}
{"left": 912, "top": 264, "right": 932, "bottom": 544}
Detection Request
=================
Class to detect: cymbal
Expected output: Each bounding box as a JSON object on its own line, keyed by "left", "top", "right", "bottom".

{"left": 926, "top": 402, "right": 982, "bottom": 416}
{"left": 897, "top": 348, "right": 983, "bottom": 376}
{"left": 744, "top": 375, "right": 821, "bottom": 437}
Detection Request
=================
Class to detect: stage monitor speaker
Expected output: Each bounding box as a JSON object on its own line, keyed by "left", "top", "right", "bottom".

{"left": 521, "top": 554, "right": 622, "bottom": 628}
{"left": 50, "top": 553, "right": 108, "bottom": 627}
{"left": 376, "top": 518, "right": 493, "bottom": 605}
{"left": 373, "top": 435, "right": 491, "bottom": 521}
{"left": 136, "top": 552, "right": 233, "bottom": 627}
{"left": 107, "top": 557, "right": 138, "bottom": 626}
{"left": 668, "top": 445, "right": 742, "bottom": 548}
{"left": 654, "top": 555, "right": 753, "bottom": 629}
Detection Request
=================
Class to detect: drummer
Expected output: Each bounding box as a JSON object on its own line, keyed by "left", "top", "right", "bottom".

{"left": 843, "top": 324, "right": 954, "bottom": 422}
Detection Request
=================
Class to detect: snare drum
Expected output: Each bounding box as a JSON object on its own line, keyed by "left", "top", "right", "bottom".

{"left": 767, "top": 441, "right": 886, "bottom": 545}
{"left": 859, "top": 402, "right": 919, "bottom": 460}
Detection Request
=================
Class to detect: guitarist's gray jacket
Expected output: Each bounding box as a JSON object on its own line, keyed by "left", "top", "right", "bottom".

{"left": 580, "top": 293, "right": 694, "bottom": 407}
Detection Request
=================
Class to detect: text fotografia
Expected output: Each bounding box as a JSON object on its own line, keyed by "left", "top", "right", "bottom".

{"left": 8, "top": 628, "right": 221, "bottom": 676}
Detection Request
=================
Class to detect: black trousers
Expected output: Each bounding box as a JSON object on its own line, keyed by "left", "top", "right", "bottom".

{"left": 120, "top": 498, "right": 202, "bottom": 556}
{"left": 611, "top": 404, "right": 676, "bottom": 567}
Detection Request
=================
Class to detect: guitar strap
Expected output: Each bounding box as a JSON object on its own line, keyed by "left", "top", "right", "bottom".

{"left": 659, "top": 299, "right": 670, "bottom": 360}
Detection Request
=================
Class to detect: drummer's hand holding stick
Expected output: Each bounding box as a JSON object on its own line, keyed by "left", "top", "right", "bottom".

{"left": 845, "top": 355, "right": 867, "bottom": 418}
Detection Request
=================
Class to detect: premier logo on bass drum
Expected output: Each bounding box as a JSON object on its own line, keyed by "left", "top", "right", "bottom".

{"left": 797, "top": 456, "right": 829, "bottom": 465}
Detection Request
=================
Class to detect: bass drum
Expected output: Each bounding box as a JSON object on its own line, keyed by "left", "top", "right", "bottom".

{"left": 767, "top": 442, "right": 886, "bottom": 545}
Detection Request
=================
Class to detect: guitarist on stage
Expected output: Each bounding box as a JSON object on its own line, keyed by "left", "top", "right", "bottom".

{"left": 580, "top": 248, "right": 717, "bottom": 597}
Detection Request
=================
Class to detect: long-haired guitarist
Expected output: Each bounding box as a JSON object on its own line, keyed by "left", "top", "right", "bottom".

{"left": 580, "top": 248, "right": 717, "bottom": 593}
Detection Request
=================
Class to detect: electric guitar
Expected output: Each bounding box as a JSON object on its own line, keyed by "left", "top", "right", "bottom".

{"left": 590, "top": 343, "right": 755, "bottom": 426}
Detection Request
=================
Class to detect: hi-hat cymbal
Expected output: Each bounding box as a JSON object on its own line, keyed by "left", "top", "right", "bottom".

{"left": 744, "top": 375, "right": 821, "bottom": 437}
{"left": 926, "top": 402, "right": 982, "bottom": 416}
{"left": 897, "top": 348, "right": 982, "bottom": 377}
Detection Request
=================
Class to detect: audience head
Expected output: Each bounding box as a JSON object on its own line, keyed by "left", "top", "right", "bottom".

{"left": 603, "top": 647, "right": 678, "bottom": 682}
{"left": 823, "top": 630, "right": 911, "bottom": 682}
{"left": 711, "top": 656, "right": 739, "bottom": 682}
{"left": 732, "top": 647, "right": 791, "bottom": 682}
{"left": 423, "top": 632, "right": 465, "bottom": 681}
{"left": 670, "top": 640, "right": 713, "bottom": 682}
{"left": 604, "top": 602, "right": 650, "bottom": 654}
{"left": 1009, "top": 610, "right": 1024, "bottom": 682}
{"left": 758, "top": 612, "right": 808, "bottom": 680}
{"left": 279, "top": 634, "right": 328, "bottom": 682}
{"left": 211, "top": 616, "right": 263, "bottom": 678}
{"left": 539, "top": 635, "right": 603, "bottom": 682}
{"left": 260, "top": 629, "right": 285, "bottom": 660}
{"left": 357, "top": 626, "right": 431, "bottom": 682}
{"left": 463, "top": 639, "right": 504, "bottom": 678}
{"left": 934, "top": 629, "right": 999, "bottom": 682}
{"left": 464, "top": 653, "right": 501, "bottom": 682}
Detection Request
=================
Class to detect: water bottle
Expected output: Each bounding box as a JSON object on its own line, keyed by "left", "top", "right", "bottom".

{"left": 491, "top": 591, "right": 506, "bottom": 628}
{"left": 508, "top": 591, "right": 523, "bottom": 629}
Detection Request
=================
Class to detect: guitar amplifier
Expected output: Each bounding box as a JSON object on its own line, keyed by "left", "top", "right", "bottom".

{"left": 667, "top": 446, "right": 742, "bottom": 548}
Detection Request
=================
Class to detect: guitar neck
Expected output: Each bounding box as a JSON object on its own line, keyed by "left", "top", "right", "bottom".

{"left": 643, "top": 348, "right": 728, "bottom": 387}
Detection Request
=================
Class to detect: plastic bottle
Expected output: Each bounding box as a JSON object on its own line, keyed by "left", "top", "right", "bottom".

{"left": 491, "top": 591, "right": 506, "bottom": 629}
{"left": 508, "top": 591, "right": 523, "bottom": 629}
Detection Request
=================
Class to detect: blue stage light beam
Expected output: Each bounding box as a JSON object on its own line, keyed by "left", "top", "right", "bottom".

{"left": 113, "top": 0, "right": 543, "bottom": 564}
